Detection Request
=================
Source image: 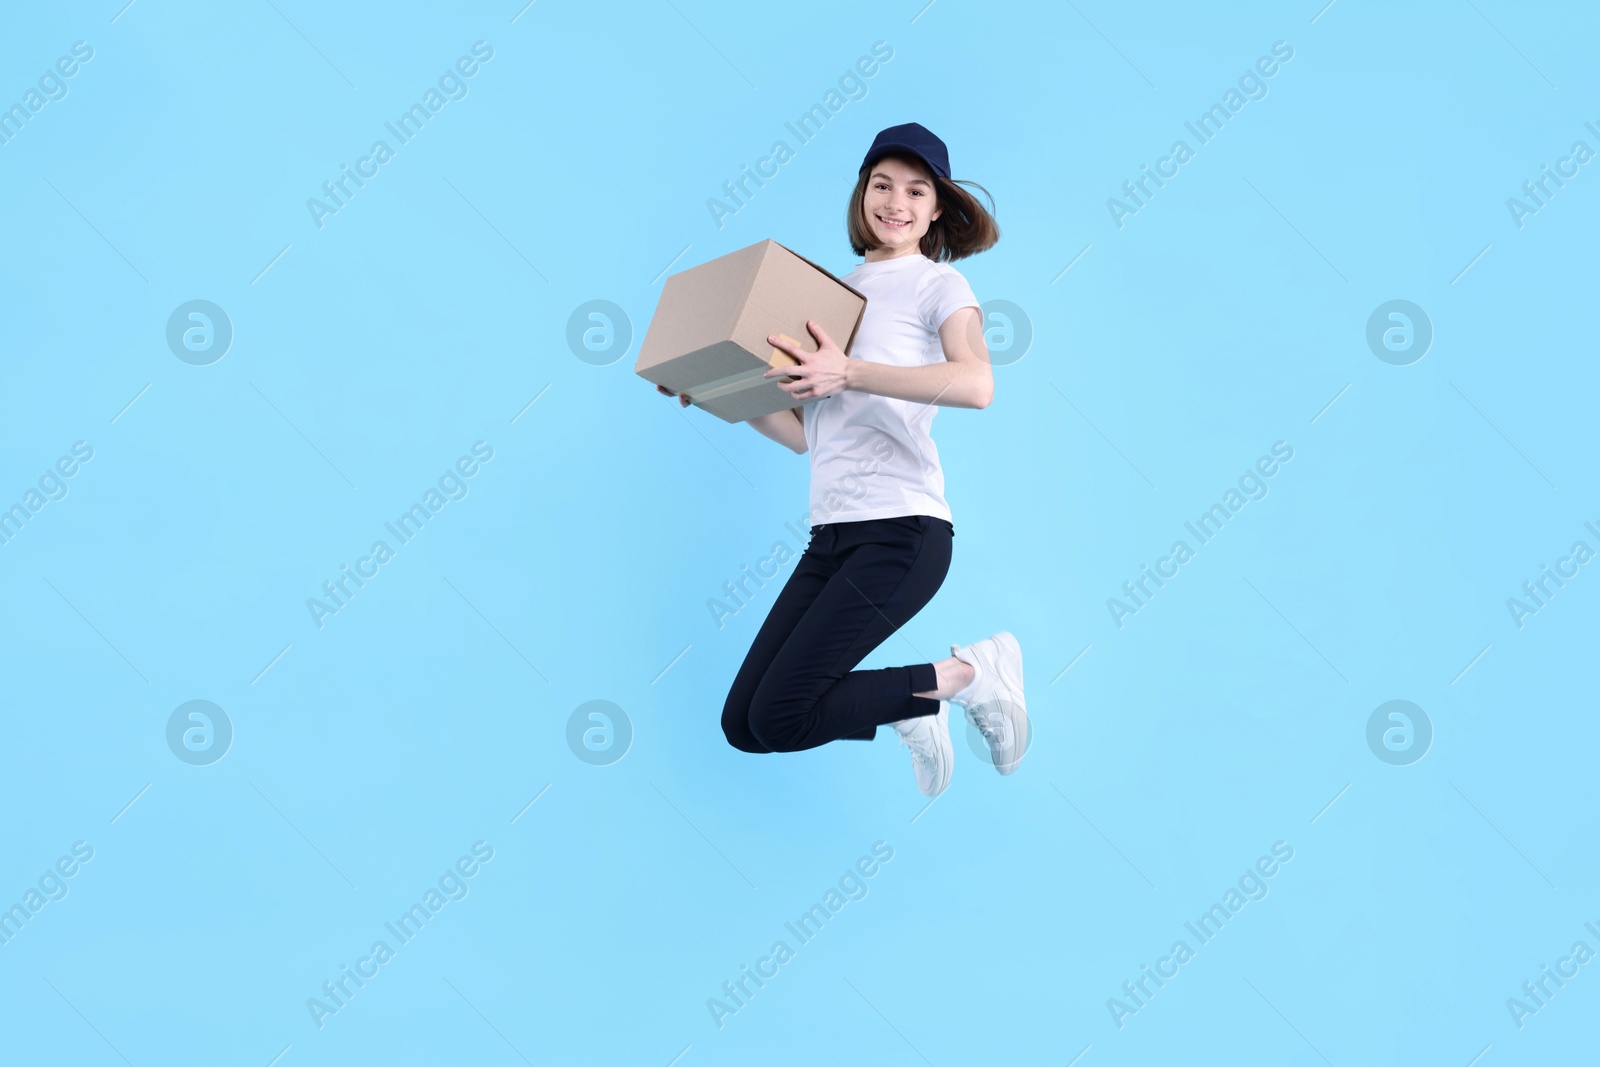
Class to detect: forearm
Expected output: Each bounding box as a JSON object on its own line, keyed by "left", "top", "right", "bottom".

{"left": 747, "top": 407, "right": 807, "bottom": 454}
{"left": 844, "top": 358, "right": 988, "bottom": 408}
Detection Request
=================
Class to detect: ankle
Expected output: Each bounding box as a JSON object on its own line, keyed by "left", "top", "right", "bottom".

{"left": 916, "top": 656, "right": 973, "bottom": 700}
{"left": 953, "top": 657, "right": 976, "bottom": 695}
{"left": 934, "top": 659, "right": 966, "bottom": 700}
{"left": 949, "top": 657, "right": 977, "bottom": 700}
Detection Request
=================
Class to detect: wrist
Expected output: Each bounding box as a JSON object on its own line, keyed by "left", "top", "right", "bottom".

{"left": 842, "top": 356, "right": 856, "bottom": 392}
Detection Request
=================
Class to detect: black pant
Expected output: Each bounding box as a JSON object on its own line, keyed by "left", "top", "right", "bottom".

{"left": 721, "top": 514, "right": 954, "bottom": 753}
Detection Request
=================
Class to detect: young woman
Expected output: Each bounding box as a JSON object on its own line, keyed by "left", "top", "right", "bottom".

{"left": 662, "top": 123, "right": 1026, "bottom": 796}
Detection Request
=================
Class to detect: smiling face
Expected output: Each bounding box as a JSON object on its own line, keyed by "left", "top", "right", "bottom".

{"left": 861, "top": 155, "right": 942, "bottom": 261}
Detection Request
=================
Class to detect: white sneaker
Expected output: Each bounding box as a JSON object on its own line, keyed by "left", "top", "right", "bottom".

{"left": 891, "top": 702, "right": 953, "bottom": 797}
{"left": 950, "top": 632, "right": 1029, "bottom": 775}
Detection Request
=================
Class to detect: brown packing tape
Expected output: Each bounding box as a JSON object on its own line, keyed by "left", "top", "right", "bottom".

{"left": 770, "top": 331, "right": 803, "bottom": 370}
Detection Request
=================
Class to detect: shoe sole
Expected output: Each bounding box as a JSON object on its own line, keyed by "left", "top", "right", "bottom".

{"left": 958, "top": 632, "right": 1028, "bottom": 775}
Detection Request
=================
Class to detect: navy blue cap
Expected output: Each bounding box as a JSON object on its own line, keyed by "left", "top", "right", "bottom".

{"left": 859, "top": 122, "right": 950, "bottom": 181}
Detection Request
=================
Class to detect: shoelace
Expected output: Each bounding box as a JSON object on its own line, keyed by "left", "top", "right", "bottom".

{"left": 899, "top": 728, "right": 937, "bottom": 764}
{"left": 968, "top": 706, "right": 1009, "bottom": 745}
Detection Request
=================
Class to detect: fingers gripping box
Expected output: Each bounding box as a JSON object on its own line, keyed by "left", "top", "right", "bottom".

{"left": 635, "top": 239, "right": 868, "bottom": 424}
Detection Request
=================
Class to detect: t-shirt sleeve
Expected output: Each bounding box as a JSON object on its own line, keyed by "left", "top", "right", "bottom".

{"left": 917, "top": 265, "right": 981, "bottom": 333}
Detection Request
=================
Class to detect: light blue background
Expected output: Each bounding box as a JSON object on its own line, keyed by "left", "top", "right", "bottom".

{"left": 2, "top": 1, "right": 1595, "bottom": 1064}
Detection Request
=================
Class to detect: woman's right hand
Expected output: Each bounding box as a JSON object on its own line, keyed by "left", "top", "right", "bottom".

{"left": 655, "top": 384, "right": 691, "bottom": 408}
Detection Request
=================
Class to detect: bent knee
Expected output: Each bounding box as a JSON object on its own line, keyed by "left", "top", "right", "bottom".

{"left": 721, "top": 703, "right": 769, "bottom": 754}
{"left": 745, "top": 702, "right": 804, "bottom": 753}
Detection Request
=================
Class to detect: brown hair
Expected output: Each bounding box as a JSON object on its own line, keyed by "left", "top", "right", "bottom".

{"left": 846, "top": 153, "right": 1000, "bottom": 262}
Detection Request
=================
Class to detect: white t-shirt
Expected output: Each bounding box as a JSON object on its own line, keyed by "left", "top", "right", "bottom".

{"left": 801, "top": 252, "right": 980, "bottom": 527}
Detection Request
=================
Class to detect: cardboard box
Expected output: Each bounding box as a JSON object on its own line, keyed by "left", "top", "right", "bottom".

{"left": 635, "top": 239, "right": 867, "bottom": 424}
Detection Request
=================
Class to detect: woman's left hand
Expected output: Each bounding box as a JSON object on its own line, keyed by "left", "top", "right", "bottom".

{"left": 764, "top": 321, "right": 849, "bottom": 400}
